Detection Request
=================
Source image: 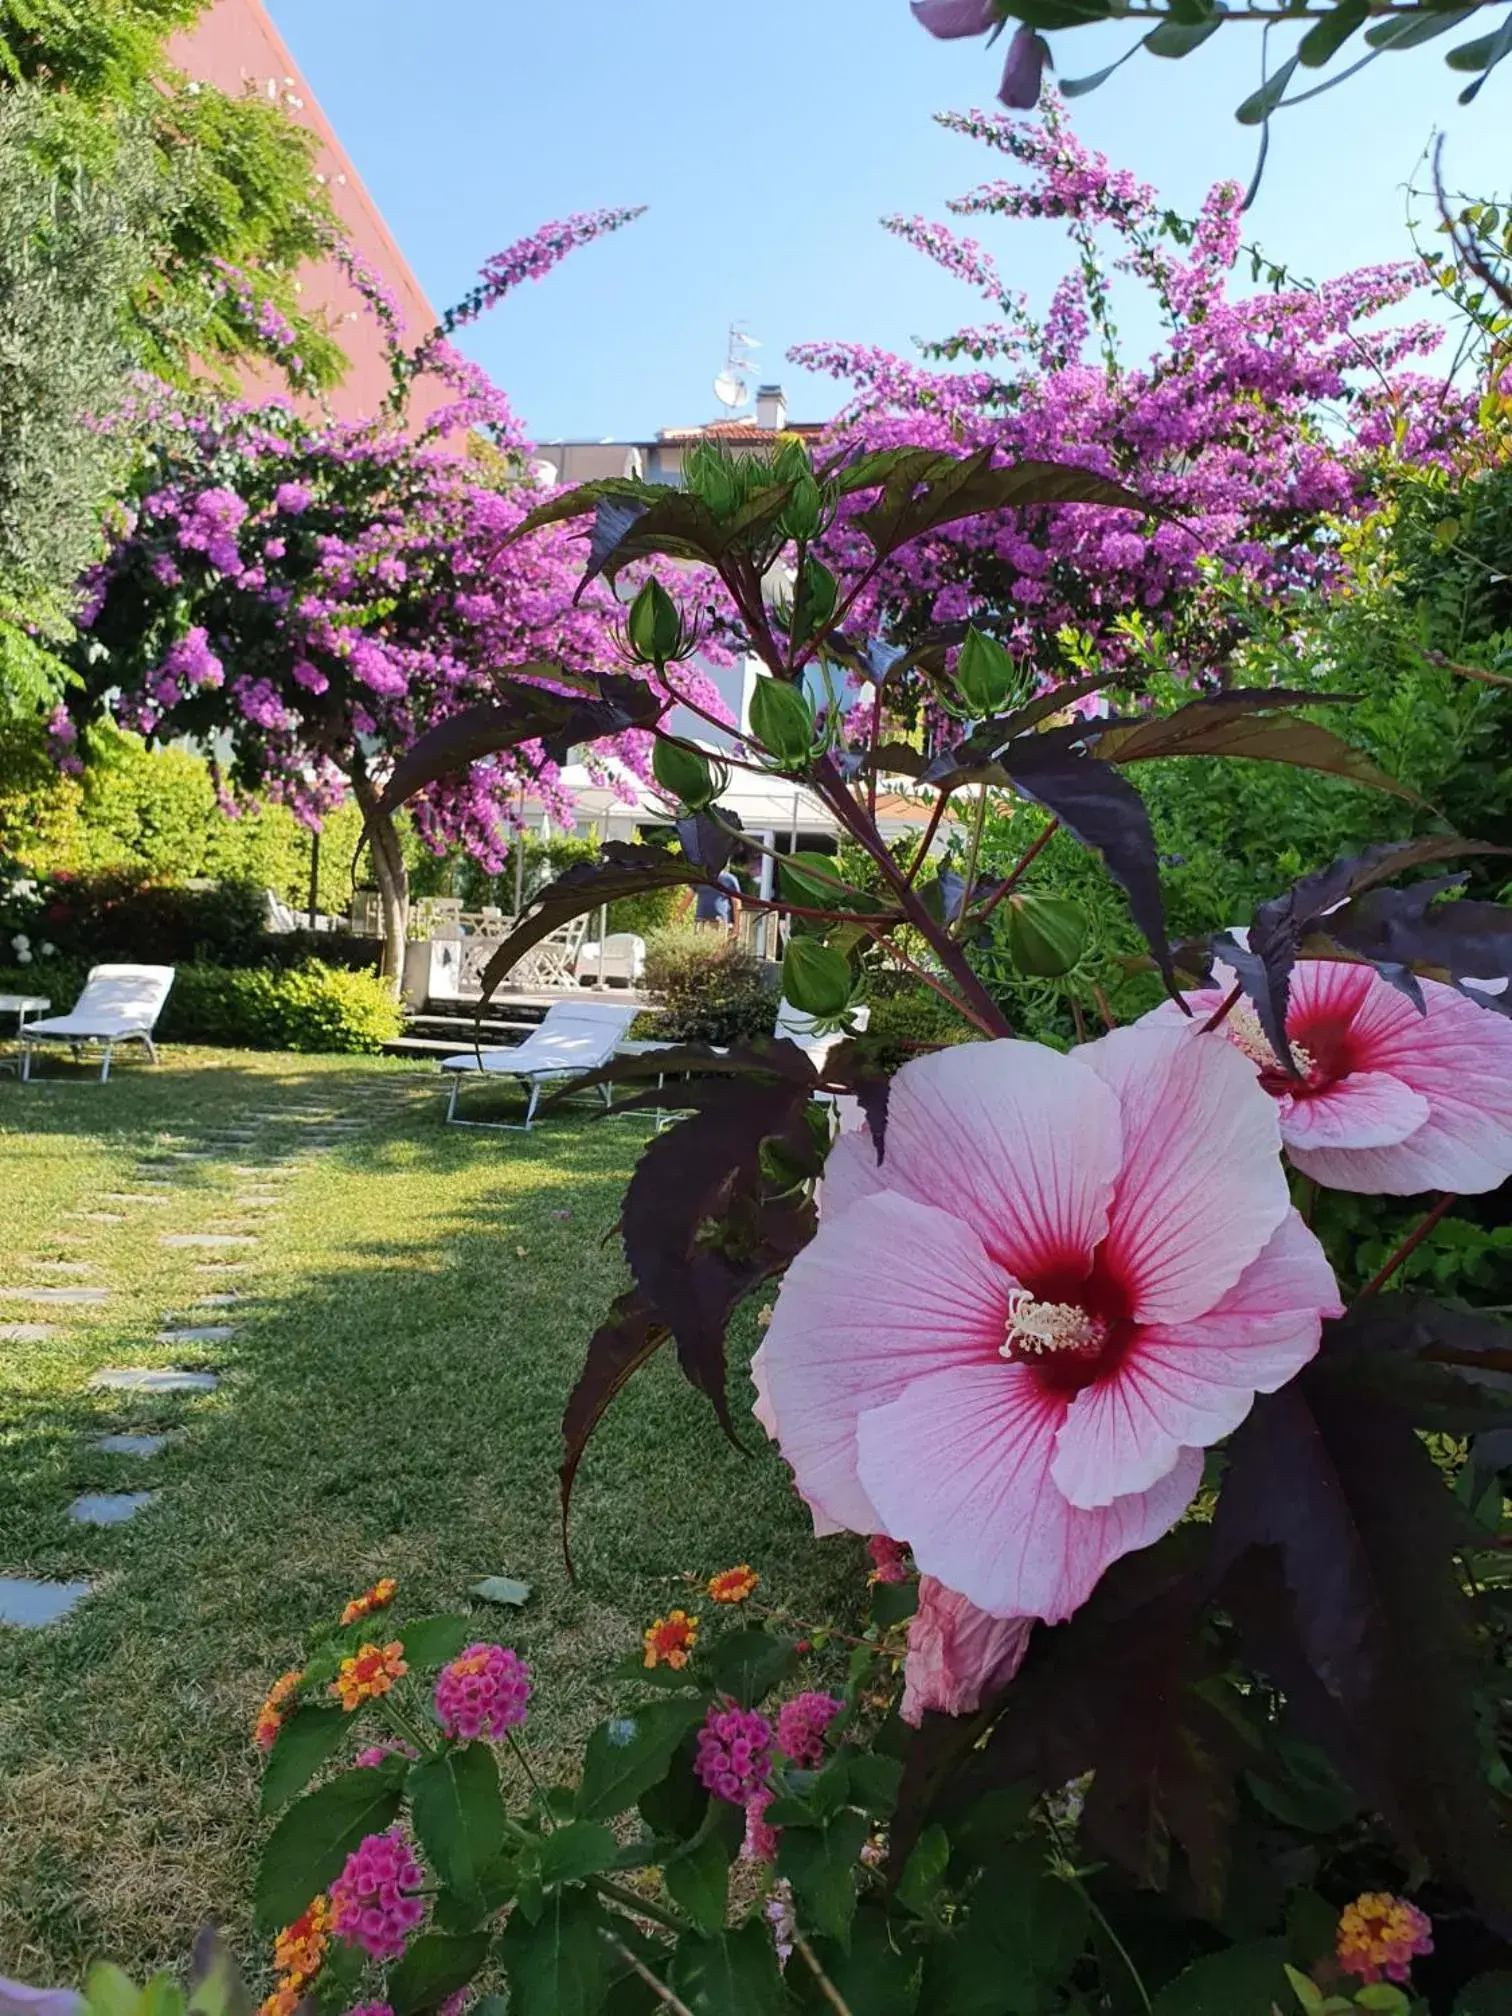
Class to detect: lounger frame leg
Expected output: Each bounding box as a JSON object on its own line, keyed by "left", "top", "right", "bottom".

{"left": 446, "top": 1073, "right": 461, "bottom": 1123}
{"left": 19, "top": 1042, "right": 33, "bottom": 1083}
{"left": 143, "top": 1035, "right": 158, "bottom": 1066}
{"left": 99, "top": 1043, "right": 114, "bottom": 1083}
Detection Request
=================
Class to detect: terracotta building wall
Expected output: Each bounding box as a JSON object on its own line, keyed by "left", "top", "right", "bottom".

{"left": 170, "top": 0, "right": 452, "bottom": 431}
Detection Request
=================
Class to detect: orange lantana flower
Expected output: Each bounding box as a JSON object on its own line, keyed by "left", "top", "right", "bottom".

{"left": 643, "top": 1609, "right": 699, "bottom": 1670}
{"left": 340, "top": 1576, "right": 398, "bottom": 1628}
{"left": 330, "top": 1640, "right": 407, "bottom": 1711}
{"left": 273, "top": 1894, "right": 331, "bottom": 1987}
{"left": 253, "top": 1667, "right": 304, "bottom": 1751}
{"left": 257, "top": 1988, "right": 300, "bottom": 2016}
{"left": 708, "top": 1565, "right": 760, "bottom": 1605}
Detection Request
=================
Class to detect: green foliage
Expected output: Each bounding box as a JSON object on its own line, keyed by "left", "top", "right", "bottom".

{"left": 0, "top": 0, "right": 341, "bottom": 389}
{"left": 0, "top": 720, "right": 368, "bottom": 908}
{"left": 157, "top": 962, "right": 402, "bottom": 1053}
{"left": 0, "top": 86, "right": 167, "bottom": 705}
{"left": 638, "top": 926, "right": 777, "bottom": 1044}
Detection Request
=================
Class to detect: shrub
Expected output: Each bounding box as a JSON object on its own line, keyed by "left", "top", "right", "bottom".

{"left": 862, "top": 980, "right": 976, "bottom": 1073}
{"left": 158, "top": 963, "right": 402, "bottom": 1053}
{"left": 639, "top": 925, "right": 777, "bottom": 1044}
{"left": 0, "top": 958, "right": 400, "bottom": 1054}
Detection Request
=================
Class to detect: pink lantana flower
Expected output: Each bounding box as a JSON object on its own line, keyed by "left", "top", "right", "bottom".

{"left": 901, "top": 1577, "right": 1034, "bottom": 1726}
{"left": 753, "top": 1029, "right": 1341, "bottom": 1623}
{"left": 1142, "top": 960, "right": 1512, "bottom": 1195}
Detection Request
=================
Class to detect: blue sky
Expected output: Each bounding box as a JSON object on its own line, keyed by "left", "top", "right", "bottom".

{"left": 269, "top": 0, "right": 1508, "bottom": 446}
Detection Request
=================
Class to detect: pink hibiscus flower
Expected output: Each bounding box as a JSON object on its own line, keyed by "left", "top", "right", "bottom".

{"left": 901, "top": 1577, "right": 1034, "bottom": 1725}
{"left": 1142, "top": 960, "right": 1512, "bottom": 1196}
{"left": 752, "top": 1028, "right": 1340, "bottom": 1623}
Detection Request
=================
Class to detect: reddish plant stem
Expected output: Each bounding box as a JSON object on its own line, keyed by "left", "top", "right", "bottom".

{"left": 904, "top": 788, "right": 952, "bottom": 887}
{"left": 812, "top": 759, "right": 1013, "bottom": 1039}
{"left": 1357, "top": 1192, "right": 1458, "bottom": 1300}
{"left": 1202, "top": 982, "right": 1244, "bottom": 1033}
{"left": 1091, "top": 983, "right": 1118, "bottom": 1032}
{"left": 972, "top": 817, "right": 1061, "bottom": 930}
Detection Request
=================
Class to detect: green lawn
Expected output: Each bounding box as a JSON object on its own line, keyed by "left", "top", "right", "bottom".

{"left": 0, "top": 1049, "right": 859, "bottom": 1982}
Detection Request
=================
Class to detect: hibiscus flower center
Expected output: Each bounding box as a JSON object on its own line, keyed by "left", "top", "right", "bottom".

{"left": 1001, "top": 1291, "right": 1107, "bottom": 1364}
{"left": 1226, "top": 1002, "right": 1315, "bottom": 1083}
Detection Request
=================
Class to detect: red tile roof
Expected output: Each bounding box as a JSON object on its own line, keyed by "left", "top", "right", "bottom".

{"left": 658, "top": 419, "right": 827, "bottom": 444}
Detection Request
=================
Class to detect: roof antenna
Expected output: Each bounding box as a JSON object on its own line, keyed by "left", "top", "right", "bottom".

{"left": 712, "top": 322, "right": 760, "bottom": 415}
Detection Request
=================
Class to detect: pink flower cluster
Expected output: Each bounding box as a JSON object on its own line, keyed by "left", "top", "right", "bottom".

{"left": 774, "top": 1691, "right": 843, "bottom": 1768}
{"left": 329, "top": 1827, "right": 425, "bottom": 1962}
{"left": 793, "top": 98, "right": 1467, "bottom": 688}
{"left": 695, "top": 1703, "right": 773, "bottom": 1805}
{"left": 433, "top": 1642, "right": 532, "bottom": 1740}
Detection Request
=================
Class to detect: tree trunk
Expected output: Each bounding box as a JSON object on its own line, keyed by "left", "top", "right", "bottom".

{"left": 349, "top": 765, "right": 409, "bottom": 997}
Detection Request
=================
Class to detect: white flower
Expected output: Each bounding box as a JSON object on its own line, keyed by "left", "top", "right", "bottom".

{"left": 39, "top": 942, "right": 56, "bottom": 958}
{"left": 10, "top": 932, "right": 29, "bottom": 954}
{"left": 16, "top": 947, "right": 32, "bottom": 964}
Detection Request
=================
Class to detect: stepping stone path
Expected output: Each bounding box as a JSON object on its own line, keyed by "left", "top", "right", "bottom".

{"left": 89, "top": 1367, "right": 220, "bottom": 1394}
{"left": 161, "top": 1233, "right": 257, "bottom": 1249}
{"left": 0, "top": 1577, "right": 92, "bottom": 1628}
{"left": 69, "top": 1490, "right": 155, "bottom": 1525}
{"left": 7, "top": 1090, "right": 401, "bottom": 1625}
{"left": 0, "top": 1286, "right": 110, "bottom": 1305}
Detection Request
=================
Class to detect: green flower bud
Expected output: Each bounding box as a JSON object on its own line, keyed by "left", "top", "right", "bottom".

{"left": 1004, "top": 891, "right": 1088, "bottom": 978}
{"left": 749, "top": 676, "right": 816, "bottom": 767}
{"left": 782, "top": 936, "right": 854, "bottom": 1019}
{"left": 774, "top": 436, "right": 813, "bottom": 485}
{"left": 626, "top": 579, "right": 687, "bottom": 664}
{"left": 779, "top": 472, "right": 824, "bottom": 542}
{"left": 684, "top": 441, "right": 741, "bottom": 517}
{"left": 956, "top": 626, "right": 1017, "bottom": 717}
{"left": 791, "top": 556, "right": 837, "bottom": 648}
{"left": 652, "top": 736, "right": 718, "bottom": 810}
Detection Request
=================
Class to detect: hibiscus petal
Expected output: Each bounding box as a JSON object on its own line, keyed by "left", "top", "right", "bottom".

{"left": 901, "top": 1577, "right": 1034, "bottom": 1726}
{"left": 759, "top": 1189, "right": 1011, "bottom": 1537}
{"left": 1080, "top": 1024, "right": 1291, "bottom": 1324}
{"left": 881, "top": 1040, "right": 1122, "bottom": 1283}
{"left": 1289, "top": 970, "right": 1512, "bottom": 1195}
{"left": 1051, "top": 1210, "right": 1338, "bottom": 1508}
{"left": 821, "top": 1126, "right": 887, "bottom": 1220}
{"left": 856, "top": 1362, "right": 1203, "bottom": 1622}
{"left": 1281, "top": 1069, "right": 1428, "bottom": 1150}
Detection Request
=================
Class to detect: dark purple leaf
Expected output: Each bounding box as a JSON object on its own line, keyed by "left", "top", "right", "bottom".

{"left": 676, "top": 811, "right": 737, "bottom": 874}
{"left": 1318, "top": 1297, "right": 1512, "bottom": 1429}
{"left": 820, "top": 1037, "right": 893, "bottom": 1163}
{"left": 582, "top": 497, "right": 650, "bottom": 586}
{"left": 852, "top": 448, "right": 1152, "bottom": 562}
{"left": 497, "top": 476, "right": 659, "bottom": 548}
{"left": 1326, "top": 877, "right": 1512, "bottom": 994}
{"left": 379, "top": 674, "right": 664, "bottom": 813}
{"left": 559, "top": 1290, "right": 669, "bottom": 1577}
{"left": 948, "top": 1528, "right": 1245, "bottom": 1907}
{"left": 1212, "top": 1370, "right": 1512, "bottom": 1915}
{"left": 475, "top": 844, "right": 712, "bottom": 1007}
{"left": 1226, "top": 837, "right": 1506, "bottom": 1068}
{"left": 1001, "top": 744, "right": 1174, "bottom": 988}
{"left": 1092, "top": 689, "right": 1412, "bottom": 800}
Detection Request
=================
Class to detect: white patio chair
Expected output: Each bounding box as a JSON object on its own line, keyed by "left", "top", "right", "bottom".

{"left": 774, "top": 998, "right": 870, "bottom": 1074}
{"left": 440, "top": 999, "right": 643, "bottom": 1130}
{"left": 515, "top": 915, "right": 589, "bottom": 991}
{"left": 573, "top": 932, "right": 647, "bottom": 989}
{"left": 19, "top": 964, "right": 175, "bottom": 1083}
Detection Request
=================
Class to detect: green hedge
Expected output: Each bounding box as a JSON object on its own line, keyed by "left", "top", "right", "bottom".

{"left": 0, "top": 959, "right": 401, "bottom": 1055}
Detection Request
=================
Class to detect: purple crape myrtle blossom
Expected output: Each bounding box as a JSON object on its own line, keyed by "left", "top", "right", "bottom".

{"left": 792, "top": 99, "right": 1466, "bottom": 694}
{"left": 64, "top": 209, "right": 735, "bottom": 985}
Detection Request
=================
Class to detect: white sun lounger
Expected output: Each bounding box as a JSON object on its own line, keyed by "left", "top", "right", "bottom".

{"left": 19, "top": 964, "right": 175, "bottom": 1082}
{"left": 440, "top": 999, "right": 642, "bottom": 1130}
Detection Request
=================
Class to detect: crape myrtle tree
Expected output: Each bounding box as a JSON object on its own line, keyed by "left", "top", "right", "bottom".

{"left": 287, "top": 127, "right": 1512, "bottom": 2013}
{"left": 790, "top": 98, "right": 1465, "bottom": 698}
{"left": 65, "top": 208, "right": 731, "bottom": 988}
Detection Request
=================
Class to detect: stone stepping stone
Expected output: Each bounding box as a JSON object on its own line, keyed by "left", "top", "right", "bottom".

{"left": 31, "top": 1260, "right": 98, "bottom": 1275}
{"left": 164, "top": 1151, "right": 216, "bottom": 1162}
{"left": 67, "top": 1212, "right": 125, "bottom": 1224}
{"left": 194, "top": 1293, "right": 241, "bottom": 1308}
{"left": 89, "top": 1368, "right": 219, "bottom": 1394}
{"left": 0, "top": 1577, "right": 91, "bottom": 1627}
{"left": 69, "top": 1490, "right": 155, "bottom": 1526}
{"left": 233, "top": 1196, "right": 280, "bottom": 1209}
{"left": 94, "top": 1433, "right": 170, "bottom": 1457}
{"left": 192, "top": 1261, "right": 252, "bottom": 1274}
{"left": 155, "top": 1326, "right": 235, "bottom": 1345}
{"left": 98, "top": 1192, "right": 174, "bottom": 1206}
{"left": 161, "top": 1234, "right": 256, "bottom": 1250}
{"left": 231, "top": 1164, "right": 294, "bottom": 1178}
{"left": 0, "top": 1286, "right": 110, "bottom": 1304}
{"left": 0, "top": 1323, "right": 59, "bottom": 1342}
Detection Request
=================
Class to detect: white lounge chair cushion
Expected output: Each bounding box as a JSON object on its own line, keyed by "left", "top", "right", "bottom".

{"left": 25, "top": 965, "right": 175, "bottom": 1042}
{"left": 440, "top": 1002, "right": 641, "bottom": 1081}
